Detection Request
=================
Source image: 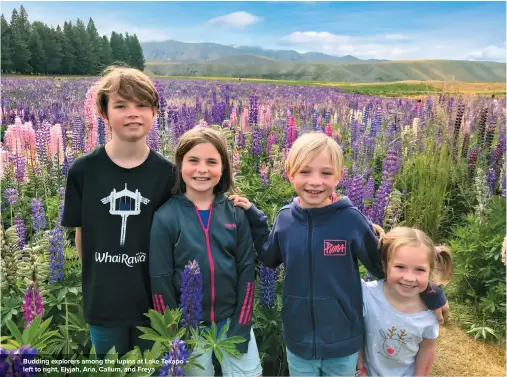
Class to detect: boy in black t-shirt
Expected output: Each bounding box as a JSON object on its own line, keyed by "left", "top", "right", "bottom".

{"left": 62, "top": 66, "right": 176, "bottom": 356}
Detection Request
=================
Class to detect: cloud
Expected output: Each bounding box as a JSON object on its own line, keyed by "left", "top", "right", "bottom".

{"left": 465, "top": 44, "right": 506, "bottom": 62}
{"left": 206, "top": 11, "right": 262, "bottom": 28}
{"left": 383, "top": 34, "right": 410, "bottom": 40}
{"left": 279, "top": 31, "right": 506, "bottom": 62}
{"left": 279, "top": 31, "right": 418, "bottom": 59}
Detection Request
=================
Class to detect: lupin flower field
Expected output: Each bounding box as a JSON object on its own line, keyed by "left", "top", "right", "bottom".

{"left": 0, "top": 76, "right": 506, "bottom": 376}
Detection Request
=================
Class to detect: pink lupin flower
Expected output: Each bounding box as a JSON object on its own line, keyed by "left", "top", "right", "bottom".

{"left": 325, "top": 123, "right": 333, "bottom": 137}
{"left": 241, "top": 108, "right": 249, "bottom": 132}
{"left": 84, "top": 86, "right": 99, "bottom": 152}
{"left": 49, "top": 124, "right": 64, "bottom": 164}
{"left": 230, "top": 107, "right": 238, "bottom": 130}
{"left": 22, "top": 281, "right": 44, "bottom": 328}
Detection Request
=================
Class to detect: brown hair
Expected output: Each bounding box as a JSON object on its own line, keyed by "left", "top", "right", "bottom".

{"left": 172, "top": 127, "right": 238, "bottom": 196}
{"left": 379, "top": 227, "right": 453, "bottom": 285}
{"left": 95, "top": 65, "right": 159, "bottom": 118}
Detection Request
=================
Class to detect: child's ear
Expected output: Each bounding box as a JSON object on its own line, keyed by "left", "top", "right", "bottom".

{"left": 98, "top": 109, "right": 108, "bottom": 123}
{"left": 286, "top": 170, "right": 295, "bottom": 183}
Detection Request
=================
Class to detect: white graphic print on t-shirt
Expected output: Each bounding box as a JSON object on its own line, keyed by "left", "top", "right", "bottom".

{"left": 100, "top": 183, "right": 150, "bottom": 246}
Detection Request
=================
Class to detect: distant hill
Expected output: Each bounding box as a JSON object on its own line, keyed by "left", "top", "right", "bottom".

{"left": 145, "top": 57, "right": 506, "bottom": 83}
{"left": 141, "top": 39, "right": 386, "bottom": 63}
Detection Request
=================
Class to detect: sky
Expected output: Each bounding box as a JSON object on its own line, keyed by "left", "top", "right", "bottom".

{"left": 1, "top": 1, "right": 506, "bottom": 62}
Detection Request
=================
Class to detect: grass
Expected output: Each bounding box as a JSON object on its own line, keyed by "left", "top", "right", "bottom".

{"left": 433, "top": 322, "right": 506, "bottom": 376}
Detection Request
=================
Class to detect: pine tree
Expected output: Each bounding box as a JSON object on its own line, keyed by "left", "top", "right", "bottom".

{"left": 28, "top": 29, "right": 45, "bottom": 74}
{"left": 86, "top": 18, "right": 101, "bottom": 74}
{"left": 1, "top": 15, "right": 14, "bottom": 72}
{"left": 129, "top": 34, "right": 145, "bottom": 70}
{"left": 10, "top": 9, "right": 31, "bottom": 74}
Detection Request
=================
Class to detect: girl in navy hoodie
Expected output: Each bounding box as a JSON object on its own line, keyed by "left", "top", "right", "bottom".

{"left": 232, "top": 132, "right": 449, "bottom": 377}
{"left": 149, "top": 127, "right": 262, "bottom": 377}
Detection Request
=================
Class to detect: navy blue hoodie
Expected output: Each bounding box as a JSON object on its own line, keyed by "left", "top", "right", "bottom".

{"left": 245, "top": 195, "right": 446, "bottom": 360}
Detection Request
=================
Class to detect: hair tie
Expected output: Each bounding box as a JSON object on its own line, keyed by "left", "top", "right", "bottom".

{"left": 435, "top": 247, "right": 441, "bottom": 255}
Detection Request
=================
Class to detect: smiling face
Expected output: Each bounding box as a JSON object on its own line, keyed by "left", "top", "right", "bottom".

{"left": 181, "top": 142, "right": 223, "bottom": 198}
{"left": 101, "top": 92, "right": 156, "bottom": 143}
{"left": 289, "top": 149, "right": 343, "bottom": 208}
{"left": 386, "top": 244, "right": 431, "bottom": 299}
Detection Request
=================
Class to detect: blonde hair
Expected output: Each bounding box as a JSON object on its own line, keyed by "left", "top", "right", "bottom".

{"left": 95, "top": 65, "right": 159, "bottom": 118}
{"left": 379, "top": 227, "right": 453, "bottom": 285}
{"left": 173, "top": 127, "right": 238, "bottom": 195}
{"left": 285, "top": 132, "right": 344, "bottom": 177}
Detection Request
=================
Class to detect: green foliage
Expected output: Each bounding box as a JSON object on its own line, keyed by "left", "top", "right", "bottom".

{"left": 448, "top": 196, "right": 506, "bottom": 341}
{"left": 2, "top": 5, "right": 146, "bottom": 75}
{"left": 398, "top": 141, "right": 456, "bottom": 241}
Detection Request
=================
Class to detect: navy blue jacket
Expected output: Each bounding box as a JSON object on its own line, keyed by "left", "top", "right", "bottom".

{"left": 246, "top": 196, "right": 446, "bottom": 360}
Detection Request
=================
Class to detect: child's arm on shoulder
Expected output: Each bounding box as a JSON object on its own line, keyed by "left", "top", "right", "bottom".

{"left": 227, "top": 210, "right": 257, "bottom": 354}
{"left": 229, "top": 195, "right": 282, "bottom": 269}
{"left": 413, "top": 338, "right": 436, "bottom": 376}
{"left": 353, "top": 219, "right": 385, "bottom": 279}
{"left": 419, "top": 284, "right": 449, "bottom": 324}
{"left": 149, "top": 210, "right": 178, "bottom": 313}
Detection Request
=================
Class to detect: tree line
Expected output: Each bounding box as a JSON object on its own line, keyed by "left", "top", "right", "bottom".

{"left": 1, "top": 5, "right": 145, "bottom": 75}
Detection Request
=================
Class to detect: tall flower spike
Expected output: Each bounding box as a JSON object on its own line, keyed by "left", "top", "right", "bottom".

{"left": 160, "top": 338, "right": 189, "bottom": 377}
{"left": 259, "top": 263, "right": 276, "bottom": 308}
{"left": 179, "top": 260, "right": 203, "bottom": 330}
{"left": 22, "top": 282, "right": 44, "bottom": 328}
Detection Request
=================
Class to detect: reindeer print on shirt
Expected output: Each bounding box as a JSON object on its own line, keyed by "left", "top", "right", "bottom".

{"left": 378, "top": 326, "right": 411, "bottom": 359}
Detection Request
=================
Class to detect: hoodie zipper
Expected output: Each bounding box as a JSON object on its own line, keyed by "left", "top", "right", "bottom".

{"left": 195, "top": 205, "right": 215, "bottom": 323}
{"left": 307, "top": 210, "right": 317, "bottom": 359}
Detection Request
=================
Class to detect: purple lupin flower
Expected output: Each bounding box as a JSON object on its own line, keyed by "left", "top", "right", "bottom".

{"left": 346, "top": 174, "right": 364, "bottom": 210}
{"left": 259, "top": 263, "right": 276, "bottom": 308}
{"left": 267, "top": 134, "right": 277, "bottom": 156}
{"left": 22, "top": 282, "right": 44, "bottom": 328}
{"left": 468, "top": 144, "right": 478, "bottom": 180}
{"left": 0, "top": 346, "right": 39, "bottom": 377}
{"left": 362, "top": 175, "right": 375, "bottom": 219}
{"left": 35, "top": 120, "right": 51, "bottom": 167}
{"left": 97, "top": 117, "right": 105, "bottom": 145}
{"left": 337, "top": 166, "right": 350, "bottom": 191}
{"left": 148, "top": 116, "right": 160, "bottom": 152}
{"left": 486, "top": 168, "right": 498, "bottom": 197}
{"left": 4, "top": 188, "right": 18, "bottom": 206}
{"left": 14, "top": 216, "right": 25, "bottom": 250}
{"left": 237, "top": 131, "right": 245, "bottom": 149}
{"left": 49, "top": 188, "right": 65, "bottom": 283}
{"left": 502, "top": 173, "right": 506, "bottom": 198}
{"left": 70, "top": 117, "right": 84, "bottom": 153}
{"left": 160, "top": 339, "right": 189, "bottom": 377}
{"left": 371, "top": 179, "right": 393, "bottom": 226}
{"left": 31, "top": 198, "right": 46, "bottom": 232}
{"left": 15, "top": 155, "right": 25, "bottom": 182}
{"left": 179, "top": 260, "right": 203, "bottom": 329}
{"left": 251, "top": 129, "right": 262, "bottom": 157}
{"left": 249, "top": 95, "right": 258, "bottom": 128}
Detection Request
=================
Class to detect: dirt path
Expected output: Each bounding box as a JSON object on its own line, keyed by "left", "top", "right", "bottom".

{"left": 432, "top": 323, "right": 506, "bottom": 376}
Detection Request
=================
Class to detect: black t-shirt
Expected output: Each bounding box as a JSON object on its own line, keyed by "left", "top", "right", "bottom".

{"left": 62, "top": 146, "right": 176, "bottom": 326}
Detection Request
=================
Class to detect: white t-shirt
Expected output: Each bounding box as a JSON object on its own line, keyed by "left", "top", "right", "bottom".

{"left": 361, "top": 280, "right": 439, "bottom": 377}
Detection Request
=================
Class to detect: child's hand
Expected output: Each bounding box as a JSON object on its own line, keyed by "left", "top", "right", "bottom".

{"left": 372, "top": 223, "right": 385, "bottom": 238}
{"left": 228, "top": 195, "right": 252, "bottom": 210}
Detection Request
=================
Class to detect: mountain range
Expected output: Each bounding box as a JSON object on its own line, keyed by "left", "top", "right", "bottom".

{"left": 141, "top": 40, "right": 506, "bottom": 83}
{"left": 141, "top": 39, "right": 387, "bottom": 63}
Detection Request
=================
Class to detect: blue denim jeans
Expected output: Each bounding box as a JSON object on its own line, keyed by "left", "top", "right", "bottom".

{"left": 88, "top": 324, "right": 154, "bottom": 357}
{"left": 286, "top": 347, "right": 358, "bottom": 377}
